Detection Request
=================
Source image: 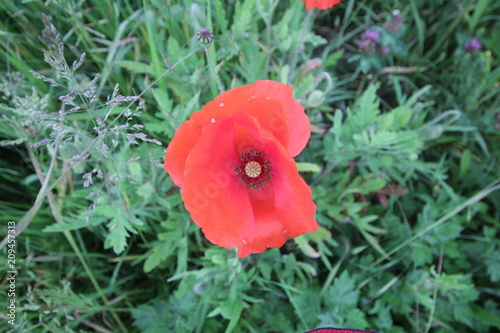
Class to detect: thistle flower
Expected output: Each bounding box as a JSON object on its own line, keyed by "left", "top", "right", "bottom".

{"left": 384, "top": 9, "right": 403, "bottom": 33}
{"left": 363, "top": 29, "right": 380, "bottom": 42}
{"left": 359, "top": 29, "right": 380, "bottom": 55}
{"left": 465, "top": 37, "right": 481, "bottom": 53}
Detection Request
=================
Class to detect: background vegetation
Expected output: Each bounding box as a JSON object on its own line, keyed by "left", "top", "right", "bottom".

{"left": 1, "top": 0, "right": 499, "bottom": 332}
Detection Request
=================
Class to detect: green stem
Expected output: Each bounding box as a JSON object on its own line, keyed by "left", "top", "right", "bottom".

{"left": 0, "top": 142, "right": 59, "bottom": 249}
{"left": 0, "top": 140, "right": 94, "bottom": 249}
{"left": 204, "top": 48, "right": 225, "bottom": 94}
{"left": 288, "top": 8, "right": 316, "bottom": 84}
{"left": 26, "top": 143, "right": 129, "bottom": 332}
{"left": 63, "top": 230, "right": 129, "bottom": 332}
{"left": 424, "top": 247, "right": 444, "bottom": 333}
{"left": 262, "top": 0, "right": 277, "bottom": 79}
{"left": 205, "top": 0, "right": 224, "bottom": 94}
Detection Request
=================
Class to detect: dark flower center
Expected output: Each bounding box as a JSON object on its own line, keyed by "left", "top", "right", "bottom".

{"left": 234, "top": 149, "right": 273, "bottom": 190}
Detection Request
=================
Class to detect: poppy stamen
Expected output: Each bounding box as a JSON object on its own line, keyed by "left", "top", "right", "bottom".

{"left": 245, "top": 161, "right": 261, "bottom": 178}
{"left": 234, "top": 149, "right": 272, "bottom": 190}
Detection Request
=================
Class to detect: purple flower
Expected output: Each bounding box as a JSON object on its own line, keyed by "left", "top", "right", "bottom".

{"left": 384, "top": 9, "right": 403, "bottom": 33}
{"left": 392, "top": 9, "right": 401, "bottom": 21}
{"left": 380, "top": 46, "right": 390, "bottom": 56}
{"left": 465, "top": 37, "right": 481, "bottom": 53}
{"left": 363, "top": 29, "right": 380, "bottom": 42}
{"left": 359, "top": 29, "right": 381, "bottom": 54}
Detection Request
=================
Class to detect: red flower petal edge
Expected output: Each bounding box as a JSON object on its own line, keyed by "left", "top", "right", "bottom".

{"left": 305, "top": 328, "right": 378, "bottom": 333}
{"left": 164, "top": 80, "right": 318, "bottom": 257}
{"left": 300, "top": 0, "right": 341, "bottom": 10}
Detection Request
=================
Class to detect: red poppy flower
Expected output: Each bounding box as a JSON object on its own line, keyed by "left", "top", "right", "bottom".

{"left": 164, "top": 80, "right": 318, "bottom": 257}
{"left": 300, "top": 0, "right": 341, "bottom": 10}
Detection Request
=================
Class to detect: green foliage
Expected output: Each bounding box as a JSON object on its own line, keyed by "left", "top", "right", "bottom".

{"left": 1, "top": 0, "right": 499, "bottom": 332}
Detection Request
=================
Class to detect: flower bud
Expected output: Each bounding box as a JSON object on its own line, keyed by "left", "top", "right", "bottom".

{"left": 307, "top": 90, "right": 325, "bottom": 108}
{"left": 196, "top": 28, "right": 214, "bottom": 45}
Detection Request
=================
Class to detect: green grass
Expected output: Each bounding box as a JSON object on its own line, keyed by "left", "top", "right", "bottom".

{"left": 1, "top": 0, "right": 499, "bottom": 332}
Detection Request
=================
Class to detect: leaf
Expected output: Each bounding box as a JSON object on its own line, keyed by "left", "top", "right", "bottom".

{"left": 231, "top": 0, "right": 254, "bottom": 34}
{"left": 104, "top": 222, "right": 129, "bottom": 254}
{"left": 430, "top": 267, "right": 475, "bottom": 292}
{"left": 294, "top": 235, "right": 321, "bottom": 258}
{"left": 469, "top": 0, "right": 489, "bottom": 32}
{"left": 222, "top": 298, "right": 244, "bottom": 333}
{"left": 296, "top": 162, "right": 321, "bottom": 173}
{"left": 144, "top": 241, "right": 173, "bottom": 273}
{"left": 131, "top": 293, "right": 199, "bottom": 333}
{"left": 350, "top": 83, "right": 381, "bottom": 131}
{"left": 143, "top": 226, "right": 184, "bottom": 272}
{"left": 136, "top": 181, "right": 155, "bottom": 201}
{"left": 325, "top": 271, "right": 359, "bottom": 307}
{"left": 117, "top": 61, "right": 155, "bottom": 75}
{"left": 355, "top": 215, "right": 387, "bottom": 235}
{"left": 212, "top": 0, "right": 229, "bottom": 33}
{"left": 344, "top": 307, "right": 370, "bottom": 329}
{"left": 43, "top": 216, "right": 104, "bottom": 232}
{"left": 413, "top": 243, "right": 433, "bottom": 266}
{"left": 131, "top": 304, "right": 167, "bottom": 333}
{"left": 485, "top": 250, "right": 500, "bottom": 282}
{"left": 458, "top": 149, "right": 471, "bottom": 180}
{"left": 359, "top": 228, "right": 390, "bottom": 260}
{"left": 128, "top": 162, "right": 142, "bottom": 180}
{"left": 307, "top": 227, "right": 332, "bottom": 242}
{"left": 359, "top": 178, "right": 387, "bottom": 193}
{"left": 453, "top": 303, "right": 474, "bottom": 327}
{"left": 470, "top": 303, "right": 500, "bottom": 329}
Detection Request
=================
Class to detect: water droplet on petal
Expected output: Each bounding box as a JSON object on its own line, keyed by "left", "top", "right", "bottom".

{"left": 266, "top": 97, "right": 269, "bottom": 100}
{"left": 211, "top": 118, "right": 216, "bottom": 123}
{"left": 242, "top": 238, "right": 248, "bottom": 244}
{"left": 283, "top": 229, "right": 288, "bottom": 233}
{"left": 219, "top": 102, "right": 224, "bottom": 107}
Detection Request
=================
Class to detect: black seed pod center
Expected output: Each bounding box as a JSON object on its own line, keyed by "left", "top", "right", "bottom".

{"left": 234, "top": 149, "right": 273, "bottom": 190}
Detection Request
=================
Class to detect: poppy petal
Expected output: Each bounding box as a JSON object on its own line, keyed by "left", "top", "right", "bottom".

{"left": 191, "top": 80, "right": 310, "bottom": 157}
{"left": 181, "top": 118, "right": 253, "bottom": 249}
{"left": 237, "top": 186, "right": 287, "bottom": 258}
{"left": 165, "top": 81, "right": 318, "bottom": 257}
{"left": 249, "top": 80, "right": 311, "bottom": 157}
{"left": 165, "top": 81, "right": 311, "bottom": 187}
{"left": 231, "top": 112, "right": 318, "bottom": 253}
{"left": 164, "top": 119, "right": 202, "bottom": 187}
{"left": 302, "top": 0, "right": 341, "bottom": 10}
